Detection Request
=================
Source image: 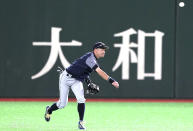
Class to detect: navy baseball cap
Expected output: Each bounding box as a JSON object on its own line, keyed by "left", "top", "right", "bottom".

{"left": 93, "top": 42, "right": 109, "bottom": 50}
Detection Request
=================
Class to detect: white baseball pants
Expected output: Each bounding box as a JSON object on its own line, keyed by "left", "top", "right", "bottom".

{"left": 56, "top": 70, "right": 86, "bottom": 109}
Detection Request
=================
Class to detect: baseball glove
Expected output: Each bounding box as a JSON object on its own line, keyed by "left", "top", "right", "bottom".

{"left": 86, "top": 83, "right": 100, "bottom": 95}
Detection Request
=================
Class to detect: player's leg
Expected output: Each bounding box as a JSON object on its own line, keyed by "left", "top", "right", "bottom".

{"left": 71, "top": 81, "right": 86, "bottom": 129}
{"left": 45, "top": 72, "right": 70, "bottom": 122}
{"left": 47, "top": 85, "right": 70, "bottom": 114}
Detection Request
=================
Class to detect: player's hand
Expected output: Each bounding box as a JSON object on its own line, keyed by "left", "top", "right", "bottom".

{"left": 112, "top": 81, "right": 119, "bottom": 88}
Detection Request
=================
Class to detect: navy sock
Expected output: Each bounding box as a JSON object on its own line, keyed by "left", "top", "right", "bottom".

{"left": 78, "top": 103, "right": 85, "bottom": 121}
{"left": 48, "top": 103, "right": 59, "bottom": 114}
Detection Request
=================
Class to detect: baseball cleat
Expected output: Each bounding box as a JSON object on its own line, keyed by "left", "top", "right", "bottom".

{"left": 44, "top": 106, "right": 51, "bottom": 122}
{"left": 78, "top": 121, "right": 86, "bottom": 130}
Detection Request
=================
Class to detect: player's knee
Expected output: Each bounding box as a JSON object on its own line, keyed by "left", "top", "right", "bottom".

{"left": 57, "top": 101, "right": 67, "bottom": 109}
{"left": 77, "top": 98, "right": 86, "bottom": 103}
{"left": 58, "top": 103, "right": 67, "bottom": 109}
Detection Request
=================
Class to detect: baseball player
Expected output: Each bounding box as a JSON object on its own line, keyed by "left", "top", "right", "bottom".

{"left": 44, "top": 42, "right": 119, "bottom": 130}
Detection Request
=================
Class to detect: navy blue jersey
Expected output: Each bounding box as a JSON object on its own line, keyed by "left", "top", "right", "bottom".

{"left": 66, "top": 52, "right": 99, "bottom": 82}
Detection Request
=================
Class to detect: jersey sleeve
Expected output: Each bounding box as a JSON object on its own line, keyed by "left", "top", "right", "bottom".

{"left": 86, "top": 55, "right": 99, "bottom": 70}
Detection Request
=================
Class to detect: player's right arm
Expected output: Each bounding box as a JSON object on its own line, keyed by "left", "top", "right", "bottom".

{"left": 95, "top": 67, "right": 119, "bottom": 88}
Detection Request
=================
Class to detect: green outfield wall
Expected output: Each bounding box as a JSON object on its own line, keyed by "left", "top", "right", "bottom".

{"left": 0, "top": 0, "right": 192, "bottom": 98}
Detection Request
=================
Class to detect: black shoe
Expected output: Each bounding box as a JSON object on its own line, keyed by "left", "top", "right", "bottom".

{"left": 44, "top": 106, "right": 51, "bottom": 122}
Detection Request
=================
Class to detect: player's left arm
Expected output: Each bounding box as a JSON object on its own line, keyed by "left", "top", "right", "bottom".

{"left": 95, "top": 67, "right": 119, "bottom": 88}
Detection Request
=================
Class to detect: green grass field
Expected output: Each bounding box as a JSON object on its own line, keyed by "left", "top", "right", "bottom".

{"left": 0, "top": 101, "right": 193, "bottom": 131}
